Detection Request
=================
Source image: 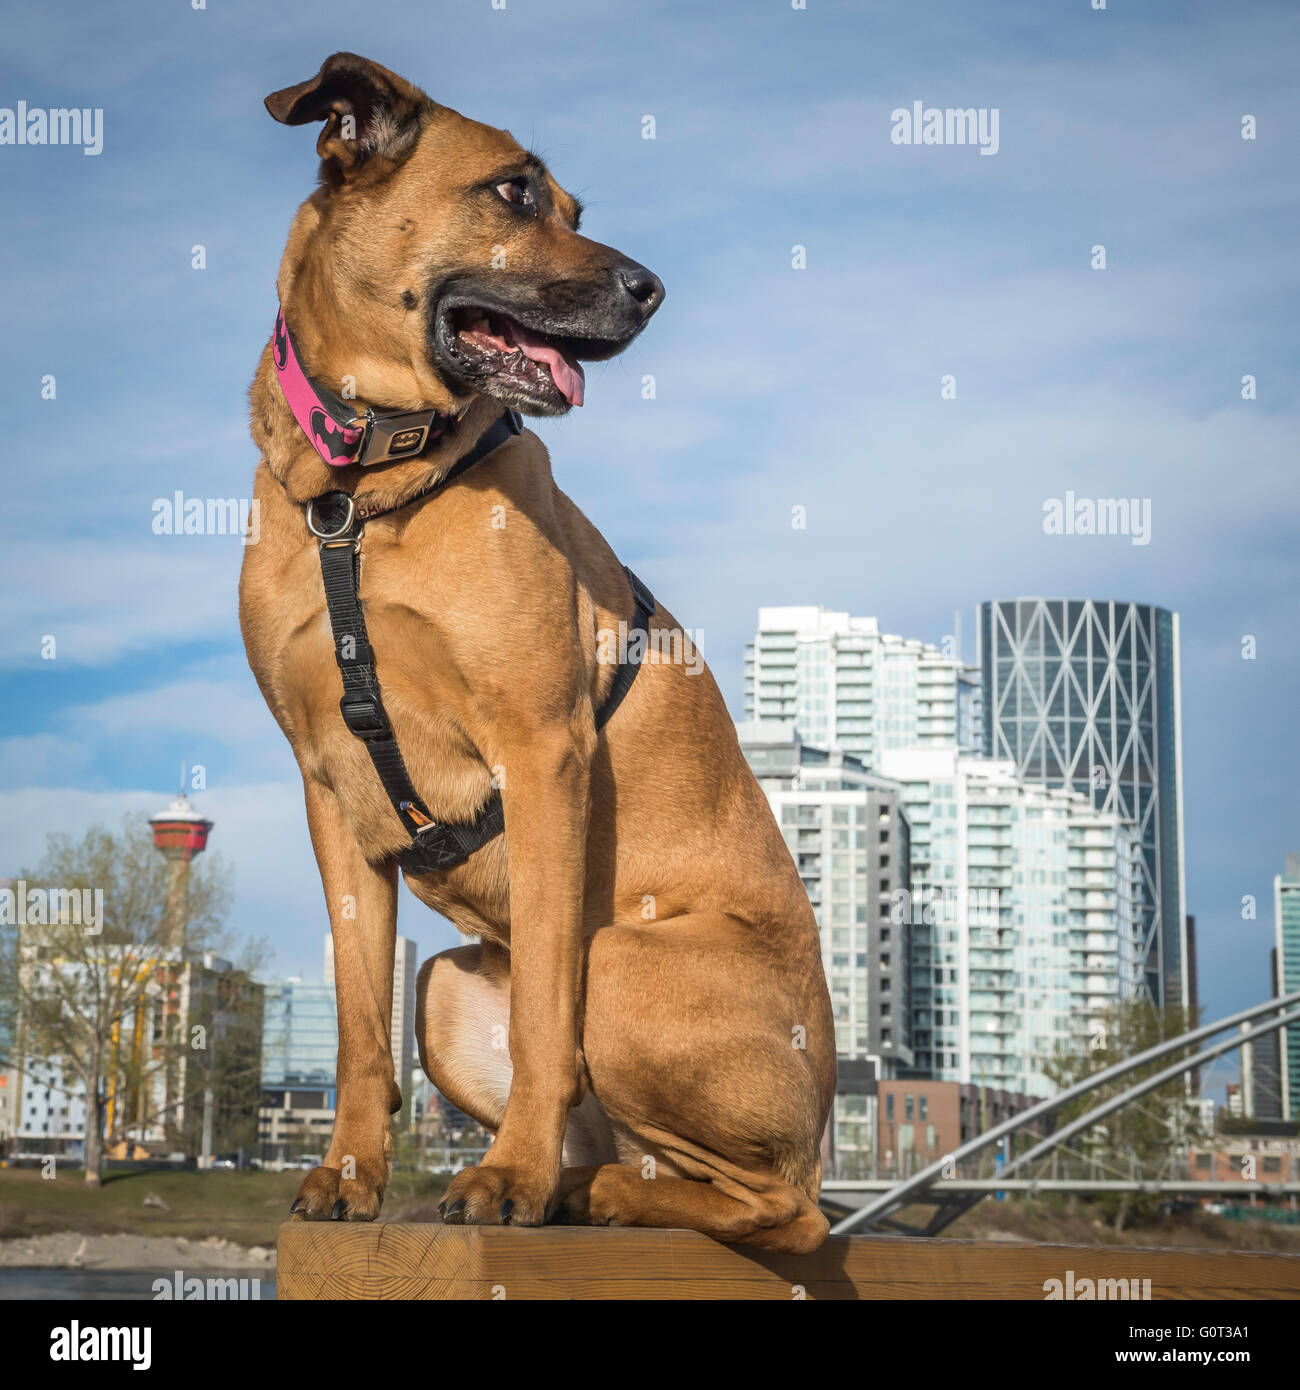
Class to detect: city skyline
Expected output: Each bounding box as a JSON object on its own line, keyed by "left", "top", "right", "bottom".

{"left": 1, "top": 1, "right": 1296, "bottom": 1118}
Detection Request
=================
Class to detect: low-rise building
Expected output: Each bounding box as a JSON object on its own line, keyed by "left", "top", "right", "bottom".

{"left": 6, "top": 947, "right": 262, "bottom": 1159}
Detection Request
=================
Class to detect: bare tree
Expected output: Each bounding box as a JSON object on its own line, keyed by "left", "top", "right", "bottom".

{"left": 0, "top": 816, "right": 250, "bottom": 1185}
{"left": 1042, "top": 998, "right": 1201, "bottom": 1234}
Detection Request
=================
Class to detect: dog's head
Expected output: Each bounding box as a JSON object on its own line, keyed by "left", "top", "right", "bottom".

{"left": 265, "top": 53, "right": 663, "bottom": 417}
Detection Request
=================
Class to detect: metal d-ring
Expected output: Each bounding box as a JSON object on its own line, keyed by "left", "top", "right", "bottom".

{"left": 305, "top": 492, "right": 357, "bottom": 541}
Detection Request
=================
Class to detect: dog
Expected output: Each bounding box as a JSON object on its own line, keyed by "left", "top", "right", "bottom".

{"left": 240, "top": 53, "right": 835, "bottom": 1253}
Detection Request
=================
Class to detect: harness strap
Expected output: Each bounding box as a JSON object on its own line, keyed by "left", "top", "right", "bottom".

{"left": 595, "top": 568, "right": 657, "bottom": 731}
{"left": 399, "top": 570, "right": 653, "bottom": 876}
{"left": 310, "top": 416, "right": 655, "bottom": 876}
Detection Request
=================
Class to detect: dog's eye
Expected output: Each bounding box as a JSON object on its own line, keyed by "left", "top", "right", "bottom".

{"left": 495, "top": 178, "right": 535, "bottom": 208}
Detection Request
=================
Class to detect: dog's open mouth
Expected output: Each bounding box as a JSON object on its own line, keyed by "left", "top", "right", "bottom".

{"left": 447, "top": 307, "right": 585, "bottom": 408}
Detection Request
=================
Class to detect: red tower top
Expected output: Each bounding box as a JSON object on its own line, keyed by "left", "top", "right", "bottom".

{"left": 149, "top": 794, "right": 213, "bottom": 858}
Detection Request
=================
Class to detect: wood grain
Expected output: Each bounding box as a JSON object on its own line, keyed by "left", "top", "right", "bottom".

{"left": 276, "top": 1222, "right": 1300, "bottom": 1300}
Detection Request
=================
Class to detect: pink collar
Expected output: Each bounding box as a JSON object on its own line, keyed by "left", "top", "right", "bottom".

{"left": 271, "top": 306, "right": 449, "bottom": 468}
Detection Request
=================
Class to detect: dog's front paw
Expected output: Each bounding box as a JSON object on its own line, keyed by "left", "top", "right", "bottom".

{"left": 437, "top": 1164, "right": 553, "bottom": 1227}
{"left": 289, "top": 1158, "right": 386, "bottom": 1222}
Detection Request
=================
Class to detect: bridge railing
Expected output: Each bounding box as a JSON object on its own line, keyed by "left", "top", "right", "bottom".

{"left": 831, "top": 989, "right": 1300, "bottom": 1236}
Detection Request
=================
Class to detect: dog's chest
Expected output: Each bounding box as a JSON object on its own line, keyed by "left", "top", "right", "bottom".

{"left": 251, "top": 540, "right": 496, "bottom": 848}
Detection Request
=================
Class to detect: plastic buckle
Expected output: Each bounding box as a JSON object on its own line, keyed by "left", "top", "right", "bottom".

{"left": 338, "top": 692, "right": 390, "bottom": 740}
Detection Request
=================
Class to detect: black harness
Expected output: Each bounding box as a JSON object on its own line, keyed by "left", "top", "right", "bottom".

{"left": 302, "top": 410, "right": 655, "bottom": 875}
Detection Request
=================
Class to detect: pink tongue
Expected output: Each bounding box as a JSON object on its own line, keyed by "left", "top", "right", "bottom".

{"left": 507, "top": 321, "right": 585, "bottom": 406}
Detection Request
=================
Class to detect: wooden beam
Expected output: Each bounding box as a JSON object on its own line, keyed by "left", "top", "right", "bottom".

{"left": 276, "top": 1222, "right": 1300, "bottom": 1300}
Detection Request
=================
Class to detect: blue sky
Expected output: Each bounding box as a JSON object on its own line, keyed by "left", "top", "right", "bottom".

{"left": 2, "top": 0, "right": 1297, "bottom": 1102}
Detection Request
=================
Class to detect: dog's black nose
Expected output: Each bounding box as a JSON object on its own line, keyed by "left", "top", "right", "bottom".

{"left": 618, "top": 261, "right": 665, "bottom": 317}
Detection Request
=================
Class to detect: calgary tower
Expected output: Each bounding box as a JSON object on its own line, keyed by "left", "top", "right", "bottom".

{"left": 149, "top": 788, "right": 213, "bottom": 955}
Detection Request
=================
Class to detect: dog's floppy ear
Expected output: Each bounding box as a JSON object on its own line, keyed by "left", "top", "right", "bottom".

{"left": 265, "top": 53, "right": 429, "bottom": 179}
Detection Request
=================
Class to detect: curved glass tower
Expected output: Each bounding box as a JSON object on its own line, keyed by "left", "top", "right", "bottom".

{"left": 978, "top": 599, "right": 1188, "bottom": 1010}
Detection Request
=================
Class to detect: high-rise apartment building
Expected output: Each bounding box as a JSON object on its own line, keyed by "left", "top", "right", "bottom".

{"left": 979, "top": 598, "right": 1188, "bottom": 1011}
{"left": 874, "top": 746, "right": 1143, "bottom": 1098}
{"left": 1276, "top": 856, "right": 1300, "bottom": 1122}
{"left": 737, "top": 720, "right": 911, "bottom": 1176}
{"left": 745, "top": 607, "right": 982, "bottom": 764}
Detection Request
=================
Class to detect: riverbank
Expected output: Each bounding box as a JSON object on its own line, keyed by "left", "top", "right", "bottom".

{"left": 0, "top": 1231, "right": 274, "bottom": 1270}
{"left": 2, "top": 1166, "right": 1296, "bottom": 1273}
{"left": 0, "top": 1165, "right": 449, "bottom": 1247}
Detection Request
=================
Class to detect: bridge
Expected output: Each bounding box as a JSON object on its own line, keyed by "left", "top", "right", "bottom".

{"left": 827, "top": 988, "right": 1300, "bottom": 1237}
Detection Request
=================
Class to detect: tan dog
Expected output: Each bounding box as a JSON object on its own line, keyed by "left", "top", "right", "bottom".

{"left": 240, "top": 52, "right": 834, "bottom": 1252}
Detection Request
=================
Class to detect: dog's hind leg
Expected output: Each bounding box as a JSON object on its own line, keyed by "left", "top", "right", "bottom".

{"left": 416, "top": 942, "right": 512, "bottom": 1132}
{"left": 558, "top": 912, "right": 835, "bottom": 1254}
{"left": 417, "top": 942, "right": 619, "bottom": 1167}
{"left": 423, "top": 914, "right": 833, "bottom": 1250}
{"left": 554, "top": 1163, "right": 829, "bottom": 1254}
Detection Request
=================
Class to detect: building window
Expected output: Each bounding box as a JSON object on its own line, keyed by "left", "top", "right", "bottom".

{"left": 886, "top": 1094, "right": 894, "bottom": 1121}
{"left": 920, "top": 1096, "right": 928, "bottom": 1122}
{"left": 905, "top": 1095, "right": 914, "bottom": 1122}
{"left": 880, "top": 855, "right": 890, "bottom": 868}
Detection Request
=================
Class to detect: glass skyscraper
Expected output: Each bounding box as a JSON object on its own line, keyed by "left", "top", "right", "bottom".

{"left": 261, "top": 980, "right": 338, "bottom": 1099}
{"left": 978, "top": 599, "right": 1188, "bottom": 1010}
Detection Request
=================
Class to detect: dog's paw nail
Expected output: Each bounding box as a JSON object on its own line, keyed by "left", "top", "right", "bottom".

{"left": 445, "top": 1199, "right": 466, "bottom": 1221}
{"left": 498, "top": 1199, "right": 514, "bottom": 1224}
{"left": 290, "top": 1198, "right": 306, "bottom": 1215}
{"left": 436, "top": 1201, "right": 446, "bottom": 1217}
{"left": 331, "top": 1200, "right": 347, "bottom": 1221}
